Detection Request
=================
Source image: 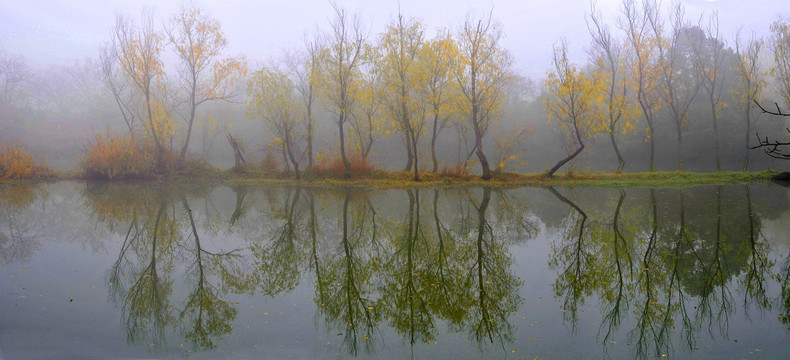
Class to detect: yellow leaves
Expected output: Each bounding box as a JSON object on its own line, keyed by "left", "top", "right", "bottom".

{"left": 0, "top": 142, "right": 51, "bottom": 180}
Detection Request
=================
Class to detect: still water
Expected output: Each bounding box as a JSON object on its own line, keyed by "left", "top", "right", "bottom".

{"left": 1, "top": 181, "right": 789, "bottom": 359}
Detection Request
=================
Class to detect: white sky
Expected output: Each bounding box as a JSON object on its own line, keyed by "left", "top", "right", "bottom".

{"left": 1, "top": 0, "right": 789, "bottom": 79}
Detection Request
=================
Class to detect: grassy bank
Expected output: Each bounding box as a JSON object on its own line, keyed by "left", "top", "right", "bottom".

{"left": 99, "top": 167, "right": 787, "bottom": 188}
{"left": 2, "top": 157, "right": 783, "bottom": 188}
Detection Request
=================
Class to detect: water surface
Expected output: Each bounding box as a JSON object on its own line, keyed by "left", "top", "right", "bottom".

{"left": 1, "top": 182, "right": 789, "bottom": 359}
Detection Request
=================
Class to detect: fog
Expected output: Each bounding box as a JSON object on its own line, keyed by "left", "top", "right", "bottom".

{"left": 1, "top": 0, "right": 790, "bottom": 173}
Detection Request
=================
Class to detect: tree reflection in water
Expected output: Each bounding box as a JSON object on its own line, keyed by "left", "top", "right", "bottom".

{"left": 18, "top": 183, "right": 774, "bottom": 357}
{"left": 548, "top": 185, "right": 776, "bottom": 359}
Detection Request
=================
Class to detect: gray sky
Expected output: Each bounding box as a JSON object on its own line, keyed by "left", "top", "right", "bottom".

{"left": 2, "top": 0, "right": 789, "bottom": 79}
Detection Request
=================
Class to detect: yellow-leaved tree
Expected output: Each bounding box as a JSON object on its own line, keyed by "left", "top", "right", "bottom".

{"left": 453, "top": 13, "right": 513, "bottom": 180}
{"left": 422, "top": 31, "right": 463, "bottom": 173}
{"left": 247, "top": 68, "right": 304, "bottom": 179}
{"left": 165, "top": 4, "right": 247, "bottom": 164}
{"left": 544, "top": 39, "right": 603, "bottom": 177}
{"left": 348, "top": 60, "right": 384, "bottom": 161}
{"left": 110, "top": 12, "right": 173, "bottom": 172}
{"left": 371, "top": 14, "right": 428, "bottom": 181}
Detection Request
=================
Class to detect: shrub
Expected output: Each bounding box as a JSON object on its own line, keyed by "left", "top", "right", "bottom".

{"left": 312, "top": 153, "right": 376, "bottom": 178}
{"left": 0, "top": 142, "right": 52, "bottom": 180}
{"left": 439, "top": 162, "right": 471, "bottom": 178}
{"left": 81, "top": 132, "right": 168, "bottom": 180}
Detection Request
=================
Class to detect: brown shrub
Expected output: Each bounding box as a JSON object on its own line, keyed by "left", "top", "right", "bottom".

{"left": 312, "top": 154, "right": 376, "bottom": 178}
{"left": 81, "top": 132, "right": 171, "bottom": 180}
{"left": 0, "top": 142, "right": 52, "bottom": 180}
{"left": 439, "top": 162, "right": 471, "bottom": 178}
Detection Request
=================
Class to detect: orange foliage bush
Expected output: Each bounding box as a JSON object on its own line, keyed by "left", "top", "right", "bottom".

{"left": 312, "top": 153, "right": 376, "bottom": 178}
{"left": 261, "top": 148, "right": 279, "bottom": 171}
{"left": 0, "top": 142, "right": 52, "bottom": 180}
{"left": 439, "top": 162, "right": 471, "bottom": 178}
{"left": 81, "top": 132, "right": 170, "bottom": 180}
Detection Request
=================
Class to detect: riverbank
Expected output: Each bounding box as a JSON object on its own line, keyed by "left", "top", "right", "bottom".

{"left": 2, "top": 167, "right": 784, "bottom": 188}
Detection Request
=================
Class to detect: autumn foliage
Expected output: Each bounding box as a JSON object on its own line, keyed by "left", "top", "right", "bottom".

{"left": 0, "top": 142, "right": 52, "bottom": 180}
{"left": 312, "top": 153, "right": 376, "bottom": 178}
{"left": 81, "top": 132, "right": 172, "bottom": 180}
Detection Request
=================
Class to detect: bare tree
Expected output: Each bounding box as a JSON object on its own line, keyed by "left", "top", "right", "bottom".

{"left": 752, "top": 101, "right": 790, "bottom": 160}
{"left": 588, "top": 1, "right": 631, "bottom": 172}
{"left": 648, "top": 2, "right": 701, "bottom": 171}
{"left": 619, "top": 0, "right": 662, "bottom": 172}
{"left": 0, "top": 51, "right": 30, "bottom": 112}
{"left": 690, "top": 12, "right": 728, "bottom": 171}
{"left": 285, "top": 35, "right": 323, "bottom": 171}
{"left": 734, "top": 30, "right": 765, "bottom": 170}
{"left": 318, "top": 3, "right": 367, "bottom": 179}
{"left": 99, "top": 43, "right": 139, "bottom": 140}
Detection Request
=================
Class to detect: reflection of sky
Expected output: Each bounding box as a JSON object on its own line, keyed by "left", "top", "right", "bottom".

{"left": 1, "top": 0, "right": 789, "bottom": 79}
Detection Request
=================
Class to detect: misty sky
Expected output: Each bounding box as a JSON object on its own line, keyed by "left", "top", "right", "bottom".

{"left": 1, "top": 0, "right": 789, "bottom": 79}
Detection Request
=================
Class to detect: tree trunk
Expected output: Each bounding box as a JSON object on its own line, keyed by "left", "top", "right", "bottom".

{"left": 471, "top": 104, "right": 491, "bottom": 180}
{"left": 711, "top": 99, "right": 721, "bottom": 171}
{"left": 647, "top": 119, "right": 655, "bottom": 172}
{"left": 675, "top": 119, "right": 684, "bottom": 171}
{"left": 609, "top": 130, "right": 624, "bottom": 173}
{"left": 411, "top": 131, "right": 420, "bottom": 182}
{"left": 743, "top": 106, "right": 750, "bottom": 171}
{"left": 227, "top": 133, "right": 246, "bottom": 172}
{"left": 403, "top": 132, "right": 413, "bottom": 172}
{"left": 285, "top": 133, "right": 300, "bottom": 180}
{"left": 431, "top": 113, "right": 439, "bottom": 173}
{"left": 547, "top": 120, "right": 585, "bottom": 177}
{"left": 339, "top": 119, "right": 350, "bottom": 179}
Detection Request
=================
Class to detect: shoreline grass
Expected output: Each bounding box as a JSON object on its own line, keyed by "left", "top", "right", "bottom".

{"left": 2, "top": 167, "right": 783, "bottom": 189}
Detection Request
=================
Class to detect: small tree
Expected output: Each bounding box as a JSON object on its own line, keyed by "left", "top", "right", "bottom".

{"left": 544, "top": 40, "right": 602, "bottom": 177}
{"left": 247, "top": 68, "right": 303, "bottom": 179}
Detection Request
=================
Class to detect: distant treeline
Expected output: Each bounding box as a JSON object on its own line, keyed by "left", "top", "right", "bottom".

{"left": 1, "top": 0, "right": 789, "bottom": 180}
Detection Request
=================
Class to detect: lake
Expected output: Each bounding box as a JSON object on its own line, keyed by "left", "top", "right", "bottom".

{"left": 1, "top": 181, "right": 789, "bottom": 359}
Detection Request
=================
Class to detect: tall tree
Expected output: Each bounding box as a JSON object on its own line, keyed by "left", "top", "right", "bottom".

{"left": 99, "top": 43, "right": 139, "bottom": 140}
{"left": 165, "top": 4, "right": 247, "bottom": 164}
{"left": 770, "top": 17, "right": 790, "bottom": 107}
{"left": 453, "top": 12, "right": 512, "bottom": 180}
{"left": 317, "top": 4, "right": 366, "bottom": 179}
{"left": 423, "top": 32, "right": 461, "bottom": 173}
{"left": 588, "top": 1, "right": 636, "bottom": 172}
{"left": 0, "top": 51, "right": 30, "bottom": 115}
{"left": 648, "top": 2, "right": 701, "bottom": 171}
{"left": 690, "top": 13, "right": 729, "bottom": 171}
{"left": 733, "top": 30, "right": 766, "bottom": 170}
{"left": 619, "top": 0, "right": 662, "bottom": 172}
{"left": 544, "top": 40, "right": 601, "bottom": 177}
{"left": 111, "top": 12, "right": 173, "bottom": 172}
{"left": 373, "top": 14, "right": 427, "bottom": 181}
{"left": 247, "top": 68, "right": 303, "bottom": 179}
{"left": 348, "top": 64, "right": 383, "bottom": 161}
{"left": 286, "top": 36, "right": 323, "bottom": 171}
